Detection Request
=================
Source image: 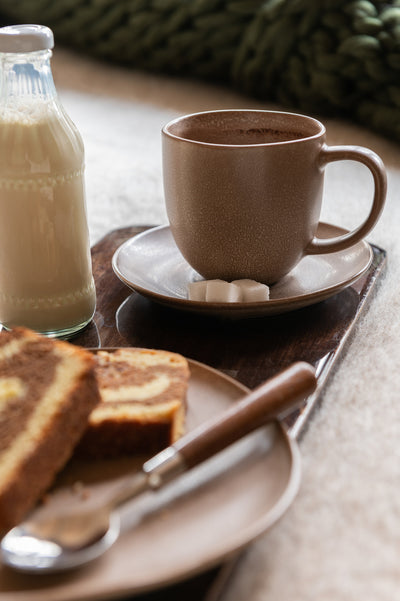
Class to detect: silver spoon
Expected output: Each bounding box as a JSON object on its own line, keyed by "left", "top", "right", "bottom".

{"left": 1, "top": 362, "right": 316, "bottom": 574}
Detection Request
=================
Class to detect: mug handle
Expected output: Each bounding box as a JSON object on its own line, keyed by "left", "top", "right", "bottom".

{"left": 306, "top": 145, "right": 387, "bottom": 254}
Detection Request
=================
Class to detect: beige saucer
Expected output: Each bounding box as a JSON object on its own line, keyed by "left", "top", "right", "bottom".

{"left": 0, "top": 359, "right": 300, "bottom": 600}
{"left": 112, "top": 224, "right": 373, "bottom": 317}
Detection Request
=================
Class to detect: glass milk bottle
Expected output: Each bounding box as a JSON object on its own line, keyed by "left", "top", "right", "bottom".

{"left": 0, "top": 24, "right": 96, "bottom": 337}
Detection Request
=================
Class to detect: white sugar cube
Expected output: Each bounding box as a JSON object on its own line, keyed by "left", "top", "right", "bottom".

{"left": 205, "top": 280, "right": 241, "bottom": 303}
{"left": 232, "top": 279, "right": 270, "bottom": 302}
{"left": 188, "top": 280, "right": 208, "bottom": 301}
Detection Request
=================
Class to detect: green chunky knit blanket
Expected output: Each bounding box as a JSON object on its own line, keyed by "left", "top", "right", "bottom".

{"left": 0, "top": 0, "right": 399, "bottom": 142}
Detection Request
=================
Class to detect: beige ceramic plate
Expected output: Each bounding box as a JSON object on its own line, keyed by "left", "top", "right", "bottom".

{"left": 0, "top": 359, "right": 300, "bottom": 601}
{"left": 112, "top": 224, "right": 373, "bottom": 317}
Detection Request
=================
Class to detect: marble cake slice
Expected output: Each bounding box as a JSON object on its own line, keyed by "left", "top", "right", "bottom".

{"left": 77, "top": 348, "right": 189, "bottom": 459}
{"left": 0, "top": 327, "right": 100, "bottom": 533}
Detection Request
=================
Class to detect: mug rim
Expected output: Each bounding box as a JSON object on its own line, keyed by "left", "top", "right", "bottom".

{"left": 162, "top": 108, "right": 325, "bottom": 147}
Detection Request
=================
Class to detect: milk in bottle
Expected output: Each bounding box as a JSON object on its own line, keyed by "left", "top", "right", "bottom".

{"left": 0, "top": 25, "right": 96, "bottom": 337}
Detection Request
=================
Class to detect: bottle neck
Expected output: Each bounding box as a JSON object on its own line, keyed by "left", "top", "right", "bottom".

{"left": 0, "top": 49, "right": 57, "bottom": 111}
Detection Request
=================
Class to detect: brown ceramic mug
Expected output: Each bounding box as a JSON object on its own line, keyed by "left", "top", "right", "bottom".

{"left": 162, "top": 109, "right": 386, "bottom": 284}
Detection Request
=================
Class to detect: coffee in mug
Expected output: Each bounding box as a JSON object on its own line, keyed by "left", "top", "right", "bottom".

{"left": 162, "top": 109, "right": 386, "bottom": 285}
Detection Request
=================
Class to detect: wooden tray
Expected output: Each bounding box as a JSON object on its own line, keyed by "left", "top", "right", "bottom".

{"left": 72, "top": 225, "right": 387, "bottom": 601}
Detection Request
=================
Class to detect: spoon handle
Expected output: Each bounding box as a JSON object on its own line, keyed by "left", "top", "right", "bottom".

{"left": 141, "top": 361, "right": 317, "bottom": 493}
{"left": 172, "top": 361, "right": 316, "bottom": 469}
{"left": 107, "top": 362, "right": 317, "bottom": 509}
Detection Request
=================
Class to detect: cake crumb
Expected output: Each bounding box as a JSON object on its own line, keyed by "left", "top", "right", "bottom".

{"left": 72, "top": 480, "right": 90, "bottom": 500}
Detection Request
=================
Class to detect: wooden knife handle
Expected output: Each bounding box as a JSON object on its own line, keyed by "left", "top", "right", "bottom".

{"left": 173, "top": 362, "right": 316, "bottom": 469}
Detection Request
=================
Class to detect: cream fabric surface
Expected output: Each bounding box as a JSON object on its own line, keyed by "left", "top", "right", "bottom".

{"left": 54, "top": 49, "right": 400, "bottom": 601}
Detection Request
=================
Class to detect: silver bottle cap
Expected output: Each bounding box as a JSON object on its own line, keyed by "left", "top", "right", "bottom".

{"left": 0, "top": 24, "right": 54, "bottom": 53}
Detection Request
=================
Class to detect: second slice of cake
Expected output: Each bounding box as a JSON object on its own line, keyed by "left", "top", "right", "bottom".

{"left": 78, "top": 348, "right": 190, "bottom": 458}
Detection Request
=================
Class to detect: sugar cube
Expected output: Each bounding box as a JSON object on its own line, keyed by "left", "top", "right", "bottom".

{"left": 231, "top": 279, "right": 270, "bottom": 302}
{"left": 205, "top": 280, "right": 241, "bottom": 303}
{"left": 188, "top": 280, "right": 208, "bottom": 301}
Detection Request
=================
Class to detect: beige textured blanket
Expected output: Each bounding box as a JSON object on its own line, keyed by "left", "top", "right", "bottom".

{"left": 54, "top": 48, "right": 400, "bottom": 601}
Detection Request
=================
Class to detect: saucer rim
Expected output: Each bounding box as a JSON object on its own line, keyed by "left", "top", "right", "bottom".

{"left": 112, "top": 224, "right": 373, "bottom": 315}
